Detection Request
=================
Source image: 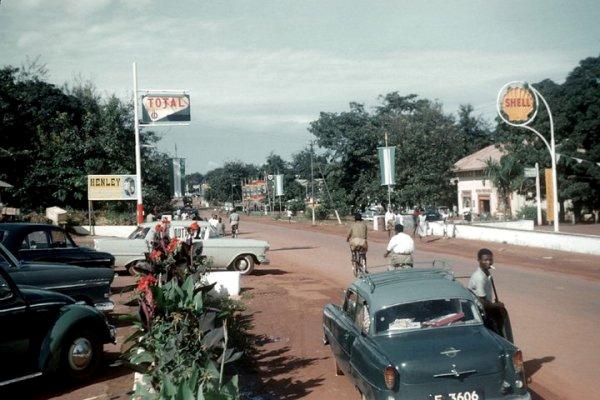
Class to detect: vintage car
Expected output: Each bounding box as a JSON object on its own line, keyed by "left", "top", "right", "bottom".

{"left": 0, "top": 264, "right": 115, "bottom": 386}
{"left": 0, "top": 243, "right": 114, "bottom": 312}
{"left": 0, "top": 223, "right": 115, "bottom": 268}
{"left": 323, "top": 269, "right": 530, "bottom": 400}
{"left": 94, "top": 220, "right": 270, "bottom": 275}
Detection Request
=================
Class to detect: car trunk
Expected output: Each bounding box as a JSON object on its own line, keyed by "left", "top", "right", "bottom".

{"left": 371, "top": 325, "right": 505, "bottom": 385}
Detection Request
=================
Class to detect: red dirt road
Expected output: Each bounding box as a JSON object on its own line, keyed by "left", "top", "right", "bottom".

{"left": 240, "top": 217, "right": 600, "bottom": 400}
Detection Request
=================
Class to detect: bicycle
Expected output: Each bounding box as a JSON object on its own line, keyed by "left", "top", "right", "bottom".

{"left": 351, "top": 248, "right": 368, "bottom": 277}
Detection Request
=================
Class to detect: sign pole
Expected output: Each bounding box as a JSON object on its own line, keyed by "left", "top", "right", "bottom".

{"left": 132, "top": 62, "right": 144, "bottom": 225}
{"left": 385, "top": 132, "right": 391, "bottom": 207}
{"left": 535, "top": 162, "right": 542, "bottom": 226}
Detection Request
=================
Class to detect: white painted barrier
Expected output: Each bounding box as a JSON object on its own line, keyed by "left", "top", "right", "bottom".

{"left": 204, "top": 271, "right": 241, "bottom": 298}
{"left": 428, "top": 221, "right": 600, "bottom": 255}
{"left": 83, "top": 225, "right": 137, "bottom": 238}
{"left": 473, "top": 220, "right": 534, "bottom": 231}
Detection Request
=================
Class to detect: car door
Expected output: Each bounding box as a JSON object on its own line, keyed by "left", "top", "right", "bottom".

{"left": 350, "top": 295, "right": 379, "bottom": 395}
{"left": 0, "top": 267, "right": 31, "bottom": 380}
{"left": 334, "top": 289, "right": 361, "bottom": 375}
{"left": 17, "top": 229, "right": 52, "bottom": 262}
{"left": 45, "top": 228, "right": 83, "bottom": 264}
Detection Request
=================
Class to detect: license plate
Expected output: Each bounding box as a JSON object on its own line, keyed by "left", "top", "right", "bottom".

{"left": 429, "top": 390, "right": 484, "bottom": 400}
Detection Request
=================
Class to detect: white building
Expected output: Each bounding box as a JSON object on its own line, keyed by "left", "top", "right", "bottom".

{"left": 452, "top": 145, "right": 526, "bottom": 218}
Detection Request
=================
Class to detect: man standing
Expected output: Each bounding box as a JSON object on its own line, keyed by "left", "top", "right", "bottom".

{"left": 384, "top": 208, "right": 395, "bottom": 238}
{"left": 208, "top": 214, "right": 219, "bottom": 229}
{"left": 384, "top": 224, "right": 415, "bottom": 269}
{"left": 468, "top": 248, "right": 503, "bottom": 308}
{"left": 412, "top": 207, "right": 420, "bottom": 237}
{"left": 229, "top": 210, "right": 240, "bottom": 237}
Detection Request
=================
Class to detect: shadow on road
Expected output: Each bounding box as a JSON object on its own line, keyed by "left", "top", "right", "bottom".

{"left": 525, "top": 356, "right": 555, "bottom": 378}
{"left": 252, "top": 268, "right": 288, "bottom": 276}
{"left": 270, "top": 246, "right": 317, "bottom": 252}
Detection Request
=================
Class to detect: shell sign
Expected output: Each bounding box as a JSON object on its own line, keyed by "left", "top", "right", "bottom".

{"left": 497, "top": 82, "right": 537, "bottom": 125}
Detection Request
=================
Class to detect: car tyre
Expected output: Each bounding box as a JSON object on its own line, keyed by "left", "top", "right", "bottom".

{"left": 60, "top": 327, "right": 102, "bottom": 381}
{"left": 233, "top": 255, "right": 255, "bottom": 275}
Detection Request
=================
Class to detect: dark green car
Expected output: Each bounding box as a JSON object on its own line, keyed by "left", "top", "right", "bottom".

{"left": 0, "top": 258, "right": 115, "bottom": 386}
{"left": 323, "top": 269, "right": 530, "bottom": 400}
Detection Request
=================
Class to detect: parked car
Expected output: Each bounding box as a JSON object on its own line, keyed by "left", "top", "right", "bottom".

{"left": 323, "top": 268, "right": 529, "bottom": 400}
{"left": 424, "top": 208, "right": 443, "bottom": 221}
{"left": 94, "top": 220, "right": 270, "bottom": 275}
{"left": 0, "top": 263, "right": 115, "bottom": 386}
{"left": 0, "top": 223, "right": 115, "bottom": 268}
{"left": 0, "top": 243, "right": 114, "bottom": 312}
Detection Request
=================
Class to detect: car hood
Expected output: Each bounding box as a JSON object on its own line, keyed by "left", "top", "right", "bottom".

{"left": 10, "top": 261, "right": 115, "bottom": 283}
{"left": 18, "top": 285, "right": 75, "bottom": 305}
{"left": 371, "top": 325, "right": 508, "bottom": 384}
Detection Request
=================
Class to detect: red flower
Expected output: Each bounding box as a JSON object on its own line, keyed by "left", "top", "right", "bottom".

{"left": 155, "top": 224, "right": 164, "bottom": 233}
{"left": 137, "top": 275, "right": 157, "bottom": 292}
{"left": 165, "top": 237, "right": 180, "bottom": 254}
{"left": 149, "top": 249, "right": 162, "bottom": 262}
{"left": 190, "top": 222, "right": 200, "bottom": 231}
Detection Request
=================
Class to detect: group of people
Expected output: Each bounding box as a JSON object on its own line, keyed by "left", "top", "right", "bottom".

{"left": 208, "top": 210, "right": 240, "bottom": 237}
{"left": 384, "top": 207, "right": 429, "bottom": 239}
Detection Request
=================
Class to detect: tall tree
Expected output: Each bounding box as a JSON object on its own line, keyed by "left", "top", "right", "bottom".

{"left": 484, "top": 155, "right": 524, "bottom": 216}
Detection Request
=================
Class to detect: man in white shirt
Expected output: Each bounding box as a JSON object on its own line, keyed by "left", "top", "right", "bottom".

{"left": 384, "top": 208, "right": 395, "bottom": 238}
{"left": 384, "top": 224, "right": 415, "bottom": 269}
{"left": 208, "top": 214, "right": 219, "bottom": 229}
{"left": 468, "top": 248, "right": 504, "bottom": 309}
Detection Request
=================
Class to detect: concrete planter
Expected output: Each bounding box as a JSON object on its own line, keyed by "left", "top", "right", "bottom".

{"left": 204, "top": 271, "right": 241, "bottom": 298}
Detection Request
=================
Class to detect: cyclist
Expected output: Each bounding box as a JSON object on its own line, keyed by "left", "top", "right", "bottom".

{"left": 347, "top": 212, "right": 368, "bottom": 272}
{"left": 229, "top": 210, "right": 240, "bottom": 237}
{"left": 384, "top": 223, "right": 415, "bottom": 269}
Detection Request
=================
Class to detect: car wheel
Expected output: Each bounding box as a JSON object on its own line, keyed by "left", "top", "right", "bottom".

{"left": 233, "top": 255, "right": 255, "bottom": 275}
{"left": 60, "top": 328, "right": 101, "bottom": 381}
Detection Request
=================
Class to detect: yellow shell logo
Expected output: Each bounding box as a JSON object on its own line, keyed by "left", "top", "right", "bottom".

{"left": 501, "top": 87, "right": 535, "bottom": 122}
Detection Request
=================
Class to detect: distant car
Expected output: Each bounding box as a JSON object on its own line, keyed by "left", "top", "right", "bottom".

{"left": 0, "top": 263, "right": 115, "bottom": 386}
{"left": 0, "top": 243, "right": 114, "bottom": 312}
{"left": 424, "top": 208, "right": 443, "bottom": 222}
{"left": 361, "top": 210, "right": 383, "bottom": 221}
{"left": 0, "top": 223, "right": 115, "bottom": 268}
{"left": 94, "top": 220, "right": 270, "bottom": 275}
{"left": 323, "top": 268, "right": 529, "bottom": 400}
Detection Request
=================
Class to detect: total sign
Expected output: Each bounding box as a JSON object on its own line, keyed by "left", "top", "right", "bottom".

{"left": 141, "top": 93, "right": 190, "bottom": 123}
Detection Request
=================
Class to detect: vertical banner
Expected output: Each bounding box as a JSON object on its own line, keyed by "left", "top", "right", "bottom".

{"left": 275, "top": 174, "right": 284, "bottom": 196}
{"left": 378, "top": 146, "right": 396, "bottom": 186}
{"left": 170, "top": 158, "right": 186, "bottom": 198}
{"left": 545, "top": 168, "right": 554, "bottom": 222}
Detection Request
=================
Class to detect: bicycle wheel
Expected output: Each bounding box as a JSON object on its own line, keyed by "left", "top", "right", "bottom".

{"left": 360, "top": 254, "right": 368, "bottom": 276}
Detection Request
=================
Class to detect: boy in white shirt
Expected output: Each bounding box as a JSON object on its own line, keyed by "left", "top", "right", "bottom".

{"left": 384, "top": 223, "right": 415, "bottom": 269}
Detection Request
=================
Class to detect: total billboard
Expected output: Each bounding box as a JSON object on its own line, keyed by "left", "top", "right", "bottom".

{"left": 88, "top": 175, "right": 137, "bottom": 201}
{"left": 141, "top": 93, "right": 190, "bottom": 124}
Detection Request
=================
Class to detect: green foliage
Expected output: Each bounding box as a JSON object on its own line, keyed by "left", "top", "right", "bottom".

{"left": 204, "top": 161, "right": 258, "bottom": 203}
{"left": 0, "top": 65, "right": 171, "bottom": 212}
{"left": 484, "top": 155, "right": 524, "bottom": 215}
{"left": 516, "top": 205, "right": 546, "bottom": 223}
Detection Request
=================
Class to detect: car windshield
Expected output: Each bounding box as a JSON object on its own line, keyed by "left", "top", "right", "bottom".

{"left": 128, "top": 227, "right": 150, "bottom": 239}
{"left": 375, "top": 298, "right": 482, "bottom": 334}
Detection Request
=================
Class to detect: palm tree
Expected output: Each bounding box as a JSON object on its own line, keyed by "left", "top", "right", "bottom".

{"left": 484, "top": 155, "right": 524, "bottom": 217}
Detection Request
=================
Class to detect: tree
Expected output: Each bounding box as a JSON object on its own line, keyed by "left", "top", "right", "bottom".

{"left": 456, "top": 104, "right": 494, "bottom": 155}
{"left": 484, "top": 155, "right": 524, "bottom": 216}
{"left": 204, "top": 161, "right": 258, "bottom": 203}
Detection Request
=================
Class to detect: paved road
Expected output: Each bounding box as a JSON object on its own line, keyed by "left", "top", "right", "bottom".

{"left": 242, "top": 218, "right": 600, "bottom": 399}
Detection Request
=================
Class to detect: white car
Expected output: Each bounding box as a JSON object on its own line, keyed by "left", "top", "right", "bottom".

{"left": 93, "top": 220, "right": 270, "bottom": 275}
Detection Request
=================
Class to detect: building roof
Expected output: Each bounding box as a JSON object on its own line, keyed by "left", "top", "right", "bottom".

{"left": 453, "top": 144, "right": 505, "bottom": 172}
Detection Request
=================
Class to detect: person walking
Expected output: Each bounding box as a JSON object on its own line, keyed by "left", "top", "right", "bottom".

{"left": 418, "top": 211, "right": 428, "bottom": 240}
{"left": 412, "top": 207, "right": 420, "bottom": 237}
{"left": 287, "top": 209, "right": 293, "bottom": 223}
{"left": 384, "top": 208, "right": 395, "bottom": 238}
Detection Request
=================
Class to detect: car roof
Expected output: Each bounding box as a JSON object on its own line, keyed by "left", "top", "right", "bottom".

{"left": 351, "top": 268, "right": 476, "bottom": 311}
{"left": 0, "top": 223, "right": 58, "bottom": 230}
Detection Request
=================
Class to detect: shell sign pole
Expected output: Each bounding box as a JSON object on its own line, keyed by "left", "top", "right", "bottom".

{"left": 132, "top": 62, "right": 190, "bottom": 224}
{"left": 497, "top": 81, "right": 559, "bottom": 232}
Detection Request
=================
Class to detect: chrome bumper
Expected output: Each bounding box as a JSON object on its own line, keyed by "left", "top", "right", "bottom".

{"left": 258, "top": 255, "right": 270, "bottom": 265}
{"left": 95, "top": 300, "right": 115, "bottom": 312}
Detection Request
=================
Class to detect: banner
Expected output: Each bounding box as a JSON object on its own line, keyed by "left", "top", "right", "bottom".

{"left": 275, "top": 174, "right": 284, "bottom": 196}
{"left": 545, "top": 168, "right": 554, "bottom": 222}
{"left": 170, "top": 158, "right": 186, "bottom": 198}
{"left": 378, "top": 146, "right": 396, "bottom": 186}
{"left": 242, "top": 179, "right": 267, "bottom": 202}
{"left": 141, "top": 93, "right": 190, "bottom": 124}
{"left": 88, "top": 175, "right": 137, "bottom": 201}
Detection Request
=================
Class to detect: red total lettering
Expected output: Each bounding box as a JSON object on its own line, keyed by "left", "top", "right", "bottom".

{"left": 155, "top": 98, "right": 162, "bottom": 108}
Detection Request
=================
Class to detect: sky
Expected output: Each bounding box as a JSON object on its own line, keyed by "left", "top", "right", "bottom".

{"left": 1, "top": 0, "right": 599, "bottom": 173}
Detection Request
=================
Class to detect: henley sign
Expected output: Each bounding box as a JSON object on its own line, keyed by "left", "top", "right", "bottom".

{"left": 88, "top": 175, "right": 137, "bottom": 201}
{"left": 141, "top": 93, "right": 190, "bottom": 123}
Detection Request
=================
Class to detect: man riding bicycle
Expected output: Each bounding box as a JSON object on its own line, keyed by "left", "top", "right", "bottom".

{"left": 384, "top": 223, "right": 415, "bottom": 269}
{"left": 229, "top": 210, "right": 240, "bottom": 237}
{"left": 347, "top": 212, "right": 368, "bottom": 274}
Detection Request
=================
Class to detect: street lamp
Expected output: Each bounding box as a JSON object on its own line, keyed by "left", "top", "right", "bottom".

{"left": 497, "top": 81, "right": 559, "bottom": 232}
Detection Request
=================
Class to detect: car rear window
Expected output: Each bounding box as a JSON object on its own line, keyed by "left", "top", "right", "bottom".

{"left": 375, "top": 298, "right": 482, "bottom": 333}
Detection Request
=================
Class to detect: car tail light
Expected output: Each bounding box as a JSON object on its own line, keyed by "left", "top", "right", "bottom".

{"left": 384, "top": 365, "right": 397, "bottom": 390}
{"left": 512, "top": 350, "right": 524, "bottom": 374}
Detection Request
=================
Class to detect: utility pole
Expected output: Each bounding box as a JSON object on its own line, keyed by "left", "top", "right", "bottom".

{"left": 310, "top": 142, "right": 316, "bottom": 226}
{"left": 132, "top": 62, "right": 144, "bottom": 225}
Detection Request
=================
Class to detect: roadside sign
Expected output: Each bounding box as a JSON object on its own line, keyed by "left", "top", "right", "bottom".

{"left": 87, "top": 175, "right": 137, "bottom": 201}
{"left": 275, "top": 174, "right": 284, "bottom": 196}
{"left": 524, "top": 168, "right": 537, "bottom": 178}
{"left": 141, "top": 93, "right": 190, "bottom": 124}
{"left": 378, "top": 146, "right": 396, "bottom": 186}
{"left": 545, "top": 168, "right": 554, "bottom": 222}
{"left": 497, "top": 82, "right": 537, "bottom": 126}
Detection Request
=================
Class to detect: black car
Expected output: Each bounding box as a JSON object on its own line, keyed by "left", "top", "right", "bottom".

{"left": 424, "top": 208, "right": 443, "bottom": 221}
{"left": 0, "top": 243, "right": 114, "bottom": 312}
{"left": 0, "top": 265, "right": 115, "bottom": 386}
{"left": 0, "top": 223, "right": 115, "bottom": 268}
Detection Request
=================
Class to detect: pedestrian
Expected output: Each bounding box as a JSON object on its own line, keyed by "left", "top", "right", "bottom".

{"left": 412, "top": 207, "right": 420, "bottom": 237}
{"left": 208, "top": 214, "right": 219, "bottom": 229}
{"left": 287, "top": 209, "right": 293, "bottom": 223}
{"left": 418, "top": 211, "right": 428, "bottom": 240}
{"left": 383, "top": 223, "right": 415, "bottom": 269}
{"left": 384, "top": 208, "right": 395, "bottom": 238}
{"left": 145, "top": 212, "right": 155, "bottom": 223}
{"left": 467, "top": 248, "right": 505, "bottom": 334}
{"left": 217, "top": 217, "right": 226, "bottom": 236}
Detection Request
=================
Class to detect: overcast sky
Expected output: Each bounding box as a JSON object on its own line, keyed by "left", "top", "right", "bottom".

{"left": 1, "top": 0, "right": 599, "bottom": 173}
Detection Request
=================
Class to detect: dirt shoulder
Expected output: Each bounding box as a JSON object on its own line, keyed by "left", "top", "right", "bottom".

{"left": 243, "top": 214, "right": 600, "bottom": 281}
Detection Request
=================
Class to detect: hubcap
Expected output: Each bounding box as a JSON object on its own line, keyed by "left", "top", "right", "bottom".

{"left": 237, "top": 258, "right": 249, "bottom": 271}
{"left": 68, "top": 337, "right": 93, "bottom": 371}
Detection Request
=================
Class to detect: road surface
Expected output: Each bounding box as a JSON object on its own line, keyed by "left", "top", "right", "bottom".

{"left": 240, "top": 217, "right": 600, "bottom": 400}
